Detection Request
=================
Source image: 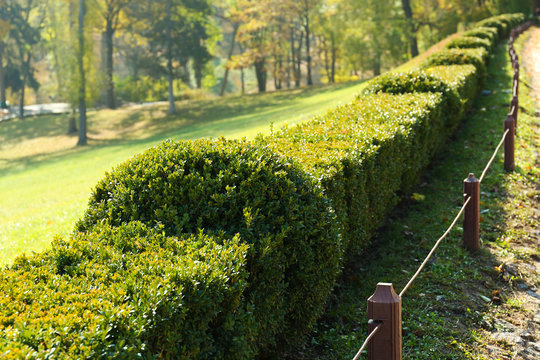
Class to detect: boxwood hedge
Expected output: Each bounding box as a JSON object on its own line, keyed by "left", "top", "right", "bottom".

{"left": 0, "top": 223, "right": 254, "bottom": 359}
{"left": 76, "top": 138, "right": 342, "bottom": 357}
{"left": 446, "top": 36, "right": 493, "bottom": 52}
{"left": 462, "top": 27, "right": 499, "bottom": 45}
{"left": 257, "top": 92, "right": 447, "bottom": 256}
{"left": 422, "top": 48, "right": 488, "bottom": 78}
{"left": 476, "top": 13, "right": 525, "bottom": 38}
{"left": 0, "top": 12, "right": 526, "bottom": 360}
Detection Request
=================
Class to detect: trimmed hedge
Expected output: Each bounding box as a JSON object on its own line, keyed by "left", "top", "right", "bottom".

{"left": 362, "top": 64, "right": 478, "bottom": 135}
{"left": 462, "top": 27, "right": 499, "bottom": 45}
{"left": 446, "top": 36, "right": 493, "bottom": 53}
{"left": 0, "top": 223, "right": 254, "bottom": 359}
{"left": 424, "top": 64, "right": 479, "bottom": 114}
{"left": 476, "top": 13, "right": 526, "bottom": 38}
{"left": 363, "top": 71, "right": 462, "bottom": 123}
{"left": 257, "top": 92, "right": 447, "bottom": 255}
{"left": 0, "top": 11, "right": 526, "bottom": 360}
{"left": 76, "top": 138, "right": 341, "bottom": 357}
{"left": 422, "top": 48, "right": 488, "bottom": 78}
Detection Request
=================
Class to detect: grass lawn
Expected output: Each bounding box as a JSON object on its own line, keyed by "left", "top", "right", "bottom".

{"left": 0, "top": 32, "right": 460, "bottom": 266}
{"left": 0, "top": 25, "right": 463, "bottom": 266}
{"left": 0, "top": 81, "right": 371, "bottom": 265}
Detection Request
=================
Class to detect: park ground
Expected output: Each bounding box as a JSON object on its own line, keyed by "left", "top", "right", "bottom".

{"left": 0, "top": 26, "right": 538, "bottom": 360}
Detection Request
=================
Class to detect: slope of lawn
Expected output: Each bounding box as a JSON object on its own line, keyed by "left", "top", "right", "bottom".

{"left": 0, "top": 32, "right": 461, "bottom": 266}
{"left": 0, "top": 81, "right": 369, "bottom": 265}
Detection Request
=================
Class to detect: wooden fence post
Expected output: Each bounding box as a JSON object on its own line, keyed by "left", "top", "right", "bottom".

{"left": 368, "top": 283, "right": 402, "bottom": 360}
{"left": 463, "top": 173, "right": 480, "bottom": 252}
{"left": 510, "top": 95, "right": 518, "bottom": 129}
{"left": 513, "top": 71, "right": 519, "bottom": 97}
{"left": 504, "top": 115, "right": 515, "bottom": 172}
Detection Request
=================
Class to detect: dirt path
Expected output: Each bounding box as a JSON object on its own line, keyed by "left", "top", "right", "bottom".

{"left": 522, "top": 28, "right": 540, "bottom": 107}
{"left": 478, "top": 27, "right": 540, "bottom": 360}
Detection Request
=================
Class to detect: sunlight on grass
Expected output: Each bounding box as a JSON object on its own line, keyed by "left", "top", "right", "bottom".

{"left": 0, "top": 32, "right": 460, "bottom": 265}
{"left": 0, "top": 81, "right": 367, "bottom": 265}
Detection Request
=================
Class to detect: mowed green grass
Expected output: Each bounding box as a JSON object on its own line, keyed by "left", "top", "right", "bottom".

{"left": 0, "top": 31, "right": 459, "bottom": 266}
{"left": 0, "top": 81, "right": 368, "bottom": 265}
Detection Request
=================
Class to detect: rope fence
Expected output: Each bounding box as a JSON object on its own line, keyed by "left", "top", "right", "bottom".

{"left": 352, "top": 322, "right": 382, "bottom": 360}
{"left": 479, "top": 128, "right": 510, "bottom": 183}
{"left": 399, "top": 196, "right": 471, "bottom": 297}
{"left": 352, "top": 20, "right": 534, "bottom": 360}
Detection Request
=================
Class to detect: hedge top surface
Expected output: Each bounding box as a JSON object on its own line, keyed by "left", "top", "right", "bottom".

{"left": 446, "top": 36, "right": 493, "bottom": 52}
{"left": 462, "top": 27, "right": 499, "bottom": 43}
{"left": 76, "top": 137, "right": 342, "bottom": 355}
{"left": 261, "top": 92, "right": 445, "bottom": 178}
{"left": 422, "top": 48, "right": 488, "bottom": 76}
{"left": 0, "top": 223, "right": 253, "bottom": 359}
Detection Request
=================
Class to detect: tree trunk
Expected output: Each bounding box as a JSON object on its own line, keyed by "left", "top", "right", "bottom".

{"left": 194, "top": 59, "right": 203, "bottom": 89}
{"left": 373, "top": 53, "right": 381, "bottom": 76}
{"left": 304, "top": 10, "right": 313, "bottom": 86}
{"left": 295, "top": 29, "right": 303, "bottom": 87}
{"left": 290, "top": 28, "right": 295, "bottom": 88}
{"left": 105, "top": 18, "right": 116, "bottom": 109}
{"left": 18, "top": 53, "right": 31, "bottom": 119}
{"left": 286, "top": 49, "right": 291, "bottom": 88}
{"left": 220, "top": 23, "right": 238, "bottom": 96}
{"left": 277, "top": 58, "right": 282, "bottom": 89}
{"left": 401, "top": 0, "right": 419, "bottom": 58}
{"left": 0, "top": 44, "right": 6, "bottom": 109}
{"left": 68, "top": 108, "right": 77, "bottom": 134}
{"left": 254, "top": 59, "right": 267, "bottom": 93}
{"left": 166, "top": 0, "right": 175, "bottom": 114}
{"left": 331, "top": 36, "right": 336, "bottom": 84}
{"left": 19, "top": 87, "right": 25, "bottom": 118}
{"left": 77, "top": 0, "right": 87, "bottom": 146}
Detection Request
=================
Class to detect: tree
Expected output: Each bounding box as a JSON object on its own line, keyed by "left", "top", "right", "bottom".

{"left": 215, "top": 0, "right": 242, "bottom": 96}
{"left": 298, "top": 0, "right": 321, "bottom": 86}
{"left": 133, "top": 0, "right": 215, "bottom": 112}
{"left": 77, "top": 0, "right": 87, "bottom": 145}
{"left": 401, "top": 0, "right": 418, "bottom": 58}
{"left": 315, "top": 0, "right": 346, "bottom": 83}
{"left": 7, "top": 0, "right": 45, "bottom": 118}
{"left": 0, "top": 8, "right": 9, "bottom": 108}
{"left": 96, "top": 0, "right": 129, "bottom": 109}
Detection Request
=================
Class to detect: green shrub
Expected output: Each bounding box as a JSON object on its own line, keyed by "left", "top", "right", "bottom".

{"left": 76, "top": 138, "right": 341, "bottom": 357}
{"left": 476, "top": 13, "right": 525, "bottom": 38}
{"left": 257, "top": 93, "right": 446, "bottom": 256}
{"left": 476, "top": 18, "right": 509, "bottom": 38}
{"left": 424, "top": 64, "right": 479, "bottom": 114}
{"left": 363, "top": 71, "right": 462, "bottom": 124}
{"left": 462, "top": 27, "right": 498, "bottom": 44}
{"left": 422, "top": 48, "right": 488, "bottom": 79}
{"left": 1, "top": 11, "right": 524, "bottom": 360}
{"left": 446, "top": 36, "right": 493, "bottom": 53}
{"left": 0, "top": 223, "right": 254, "bottom": 359}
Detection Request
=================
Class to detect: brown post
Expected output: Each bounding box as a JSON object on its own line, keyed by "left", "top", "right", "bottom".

{"left": 504, "top": 115, "right": 515, "bottom": 172}
{"left": 463, "top": 173, "right": 480, "bottom": 252}
{"left": 513, "top": 71, "right": 519, "bottom": 97}
{"left": 510, "top": 95, "right": 518, "bottom": 129}
{"left": 368, "top": 283, "right": 402, "bottom": 360}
